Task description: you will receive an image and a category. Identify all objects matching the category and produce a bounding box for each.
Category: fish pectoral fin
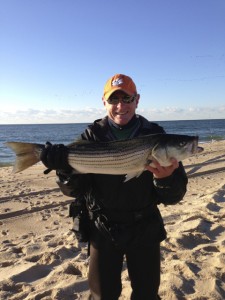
[124,171,143,182]
[147,159,153,166]
[147,153,154,165]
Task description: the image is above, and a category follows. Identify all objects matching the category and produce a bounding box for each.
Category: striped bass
[6,134,203,181]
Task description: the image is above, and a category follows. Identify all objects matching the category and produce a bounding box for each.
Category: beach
[0,141,225,300]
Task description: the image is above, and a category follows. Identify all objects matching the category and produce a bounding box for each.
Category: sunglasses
[107,95,136,105]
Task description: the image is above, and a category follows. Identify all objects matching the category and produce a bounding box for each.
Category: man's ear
[135,94,140,107]
[102,97,107,106]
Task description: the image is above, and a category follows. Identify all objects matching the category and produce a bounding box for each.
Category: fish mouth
[191,137,204,154]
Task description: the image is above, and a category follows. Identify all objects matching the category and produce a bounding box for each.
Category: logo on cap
[112,78,123,86]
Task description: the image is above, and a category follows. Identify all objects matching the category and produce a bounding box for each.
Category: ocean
[1,119,225,167]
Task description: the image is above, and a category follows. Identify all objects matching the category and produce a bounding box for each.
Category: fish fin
[67,139,95,148]
[5,142,43,173]
[124,171,143,182]
[146,159,153,166]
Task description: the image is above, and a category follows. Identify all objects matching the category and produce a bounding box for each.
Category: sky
[0,0,225,124]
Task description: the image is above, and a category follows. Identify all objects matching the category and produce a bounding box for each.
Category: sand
[0,141,225,300]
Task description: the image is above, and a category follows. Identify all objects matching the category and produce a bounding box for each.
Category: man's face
[103,91,139,126]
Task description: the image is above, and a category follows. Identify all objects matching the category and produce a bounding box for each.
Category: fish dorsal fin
[67,139,95,148]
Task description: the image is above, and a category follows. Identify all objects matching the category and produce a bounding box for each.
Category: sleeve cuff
[153,174,174,189]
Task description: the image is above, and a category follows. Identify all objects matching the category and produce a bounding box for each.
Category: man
[41,74,188,300]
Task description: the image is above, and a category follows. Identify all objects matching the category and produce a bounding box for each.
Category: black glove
[40,142,72,173]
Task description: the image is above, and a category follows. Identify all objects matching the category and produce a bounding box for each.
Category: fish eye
[179,141,187,147]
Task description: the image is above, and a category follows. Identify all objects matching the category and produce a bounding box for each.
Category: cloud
[137,105,225,121]
[0,105,224,124]
[0,108,106,124]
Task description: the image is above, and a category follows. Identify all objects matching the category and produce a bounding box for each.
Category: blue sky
[0,0,225,124]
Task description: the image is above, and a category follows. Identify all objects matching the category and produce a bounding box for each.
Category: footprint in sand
[201,245,220,252]
[176,232,210,249]
[22,243,44,256]
[1,230,8,236]
[25,254,43,263]
[42,234,55,242]
[25,252,60,264]
[0,260,14,267]
[63,263,82,276]
[11,246,24,255]
[12,264,53,283]
[206,202,222,212]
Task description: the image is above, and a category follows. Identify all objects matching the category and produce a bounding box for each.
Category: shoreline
[1,140,225,299]
[0,162,13,168]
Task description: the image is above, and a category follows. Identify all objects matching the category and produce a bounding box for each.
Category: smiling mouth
[116,112,127,115]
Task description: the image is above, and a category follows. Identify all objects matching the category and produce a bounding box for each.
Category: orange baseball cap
[103,74,137,100]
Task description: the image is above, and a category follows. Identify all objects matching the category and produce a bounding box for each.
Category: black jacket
[57,115,188,243]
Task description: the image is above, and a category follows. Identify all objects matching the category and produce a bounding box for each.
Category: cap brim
[104,87,133,100]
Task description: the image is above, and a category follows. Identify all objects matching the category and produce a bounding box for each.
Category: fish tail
[5,142,44,173]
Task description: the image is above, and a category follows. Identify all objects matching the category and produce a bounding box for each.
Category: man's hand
[40,142,72,172]
[146,158,179,179]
